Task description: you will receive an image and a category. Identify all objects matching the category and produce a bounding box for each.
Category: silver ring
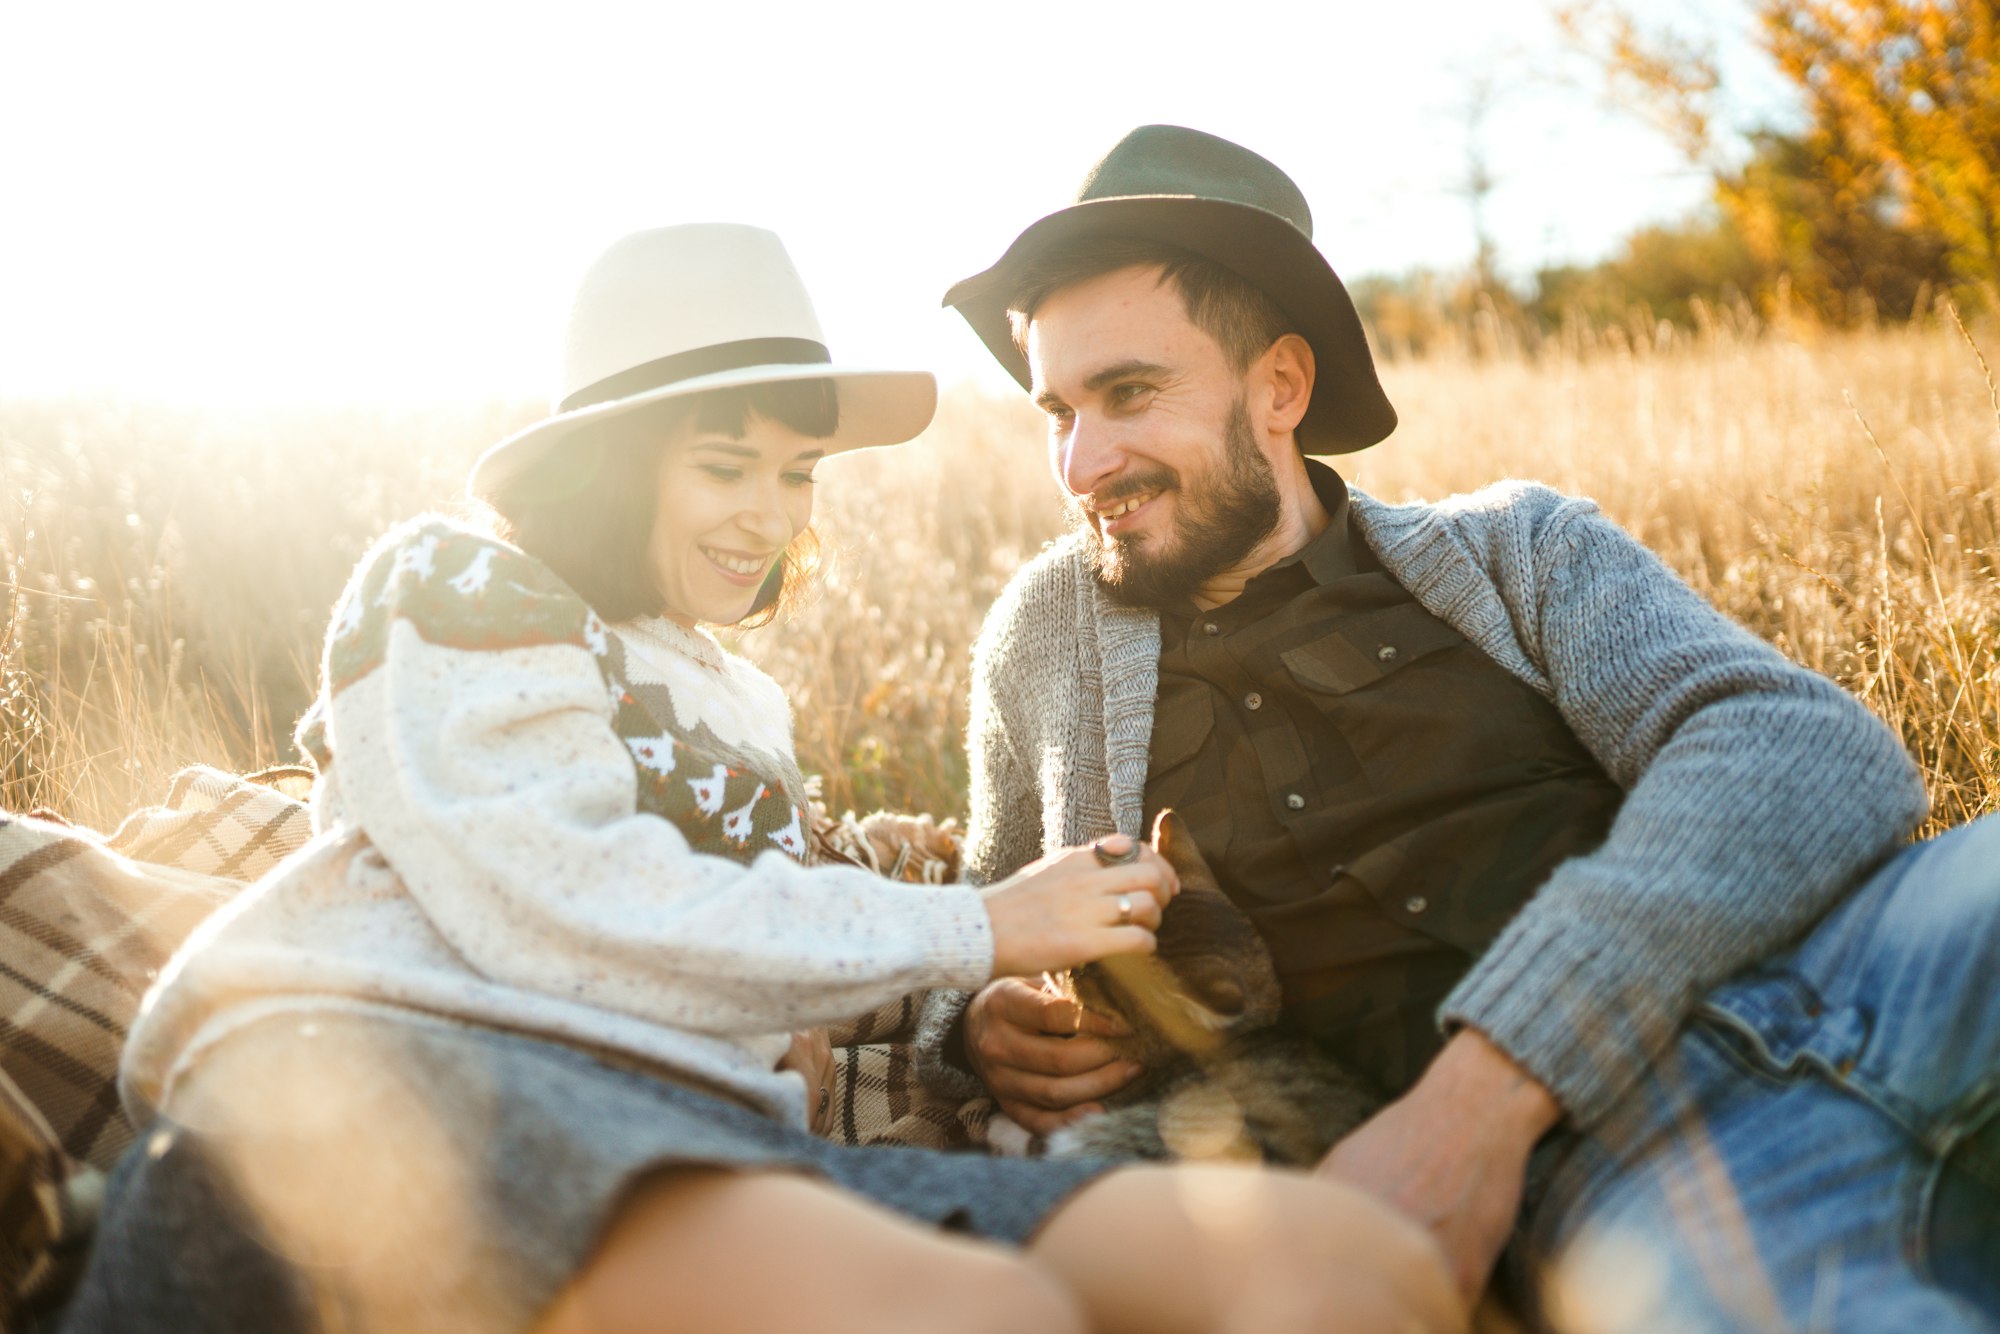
[1092,838,1141,867]
[1116,894,1133,925]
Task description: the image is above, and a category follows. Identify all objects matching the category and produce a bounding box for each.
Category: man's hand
[1318,1029,1562,1301]
[964,976,1141,1135]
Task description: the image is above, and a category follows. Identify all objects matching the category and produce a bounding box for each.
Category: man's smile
[1093,489,1164,535]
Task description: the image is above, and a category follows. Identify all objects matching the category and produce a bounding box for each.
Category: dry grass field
[3,317,1996,836]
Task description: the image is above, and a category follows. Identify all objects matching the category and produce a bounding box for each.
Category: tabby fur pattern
[1046,810,1383,1166]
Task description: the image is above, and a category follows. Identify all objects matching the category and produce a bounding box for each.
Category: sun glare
[1,0,1717,406]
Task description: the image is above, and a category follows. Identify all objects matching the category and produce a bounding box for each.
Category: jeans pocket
[1696,966,1877,1090]
[1688,1017,1797,1089]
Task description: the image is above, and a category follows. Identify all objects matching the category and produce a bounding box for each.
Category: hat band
[560,336,833,413]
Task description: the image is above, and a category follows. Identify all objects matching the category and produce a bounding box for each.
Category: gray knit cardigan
[917,480,1928,1128]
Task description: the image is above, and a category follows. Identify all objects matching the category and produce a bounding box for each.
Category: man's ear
[1260,333,1316,436]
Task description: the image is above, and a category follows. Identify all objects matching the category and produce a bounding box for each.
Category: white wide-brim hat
[468,223,937,499]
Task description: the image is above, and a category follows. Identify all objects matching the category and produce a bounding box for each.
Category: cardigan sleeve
[318,521,995,1039]
[1439,495,1927,1126]
[960,572,1052,887]
[913,555,1058,1099]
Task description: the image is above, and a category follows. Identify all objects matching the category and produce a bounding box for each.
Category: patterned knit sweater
[918,481,1928,1128]
[121,518,995,1127]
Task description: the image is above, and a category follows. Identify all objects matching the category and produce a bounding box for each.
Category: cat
[1043,809,1384,1166]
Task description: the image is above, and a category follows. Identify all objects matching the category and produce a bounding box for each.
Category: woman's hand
[981,833,1179,979]
[778,1028,836,1136]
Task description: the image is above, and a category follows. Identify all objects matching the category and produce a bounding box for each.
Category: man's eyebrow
[1083,360,1170,393]
[1034,360,1171,413]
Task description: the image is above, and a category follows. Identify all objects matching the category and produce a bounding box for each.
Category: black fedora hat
[944,124,1395,453]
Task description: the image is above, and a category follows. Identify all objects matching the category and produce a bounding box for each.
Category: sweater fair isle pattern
[121,518,995,1127]
[307,522,810,862]
[921,481,1928,1128]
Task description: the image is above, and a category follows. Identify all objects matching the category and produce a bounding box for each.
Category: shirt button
[1203,622,1220,636]
[1405,895,1429,915]
[1329,864,1347,880]
[1377,644,1399,662]
[1285,792,1306,810]
[1243,692,1263,711]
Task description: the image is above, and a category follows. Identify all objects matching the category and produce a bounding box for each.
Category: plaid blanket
[0,770,296,1320]
[814,810,996,1151]
[826,993,995,1150]
[105,763,314,879]
[0,768,994,1321]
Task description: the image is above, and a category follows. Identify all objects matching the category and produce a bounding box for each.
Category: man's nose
[1057,414,1122,498]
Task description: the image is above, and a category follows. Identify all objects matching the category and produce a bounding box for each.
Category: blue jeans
[1515,816,2000,1332]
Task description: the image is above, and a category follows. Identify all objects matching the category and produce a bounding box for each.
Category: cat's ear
[1192,970,1247,1019]
[1151,808,1220,891]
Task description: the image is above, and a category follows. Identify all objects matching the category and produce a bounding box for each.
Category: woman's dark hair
[482,378,836,626]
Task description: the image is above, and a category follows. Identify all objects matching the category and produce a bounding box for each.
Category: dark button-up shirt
[1144,462,1625,1093]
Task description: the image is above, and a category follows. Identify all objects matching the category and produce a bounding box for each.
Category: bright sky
[0,0,1770,406]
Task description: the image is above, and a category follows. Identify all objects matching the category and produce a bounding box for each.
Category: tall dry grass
[3,318,1996,834]
[1351,315,2000,831]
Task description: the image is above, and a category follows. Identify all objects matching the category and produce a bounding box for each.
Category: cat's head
[1072,810,1285,1069]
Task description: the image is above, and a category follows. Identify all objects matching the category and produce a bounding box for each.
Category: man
[915,125,2000,1330]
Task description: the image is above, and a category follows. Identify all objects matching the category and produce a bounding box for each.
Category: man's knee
[1824,816,2000,975]
[1909,815,2000,913]
[1873,819,2000,985]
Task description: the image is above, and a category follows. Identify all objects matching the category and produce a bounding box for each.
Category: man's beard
[1078,396,1282,609]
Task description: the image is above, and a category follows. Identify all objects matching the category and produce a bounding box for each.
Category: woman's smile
[700,545,777,582]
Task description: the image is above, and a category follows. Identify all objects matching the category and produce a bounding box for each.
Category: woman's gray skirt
[50,1010,1113,1333]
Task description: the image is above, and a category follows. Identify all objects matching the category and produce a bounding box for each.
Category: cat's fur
[1045,810,1383,1166]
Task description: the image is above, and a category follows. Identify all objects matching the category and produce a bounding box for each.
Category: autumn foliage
[1556,0,1999,325]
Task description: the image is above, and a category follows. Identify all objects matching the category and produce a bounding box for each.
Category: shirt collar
[1158,459,1357,623]
[1269,459,1356,586]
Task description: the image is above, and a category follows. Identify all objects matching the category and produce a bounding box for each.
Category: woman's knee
[885,1247,1085,1334]
[550,1168,1085,1334]
[1235,1178,1461,1333]
[1031,1165,1464,1334]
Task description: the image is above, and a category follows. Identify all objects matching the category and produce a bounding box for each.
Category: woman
[60,225,1462,1334]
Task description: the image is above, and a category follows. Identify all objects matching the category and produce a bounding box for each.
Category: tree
[1762,0,2000,293]
[1557,0,1997,319]
[1721,128,1953,318]
[1531,212,1765,327]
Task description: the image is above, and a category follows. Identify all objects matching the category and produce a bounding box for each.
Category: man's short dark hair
[482,378,835,626]
[1004,237,1294,372]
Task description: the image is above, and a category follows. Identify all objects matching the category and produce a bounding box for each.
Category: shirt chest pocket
[1277,603,1467,696]
[1277,603,1523,792]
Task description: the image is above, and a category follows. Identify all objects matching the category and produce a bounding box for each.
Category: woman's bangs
[691,378,840,440]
